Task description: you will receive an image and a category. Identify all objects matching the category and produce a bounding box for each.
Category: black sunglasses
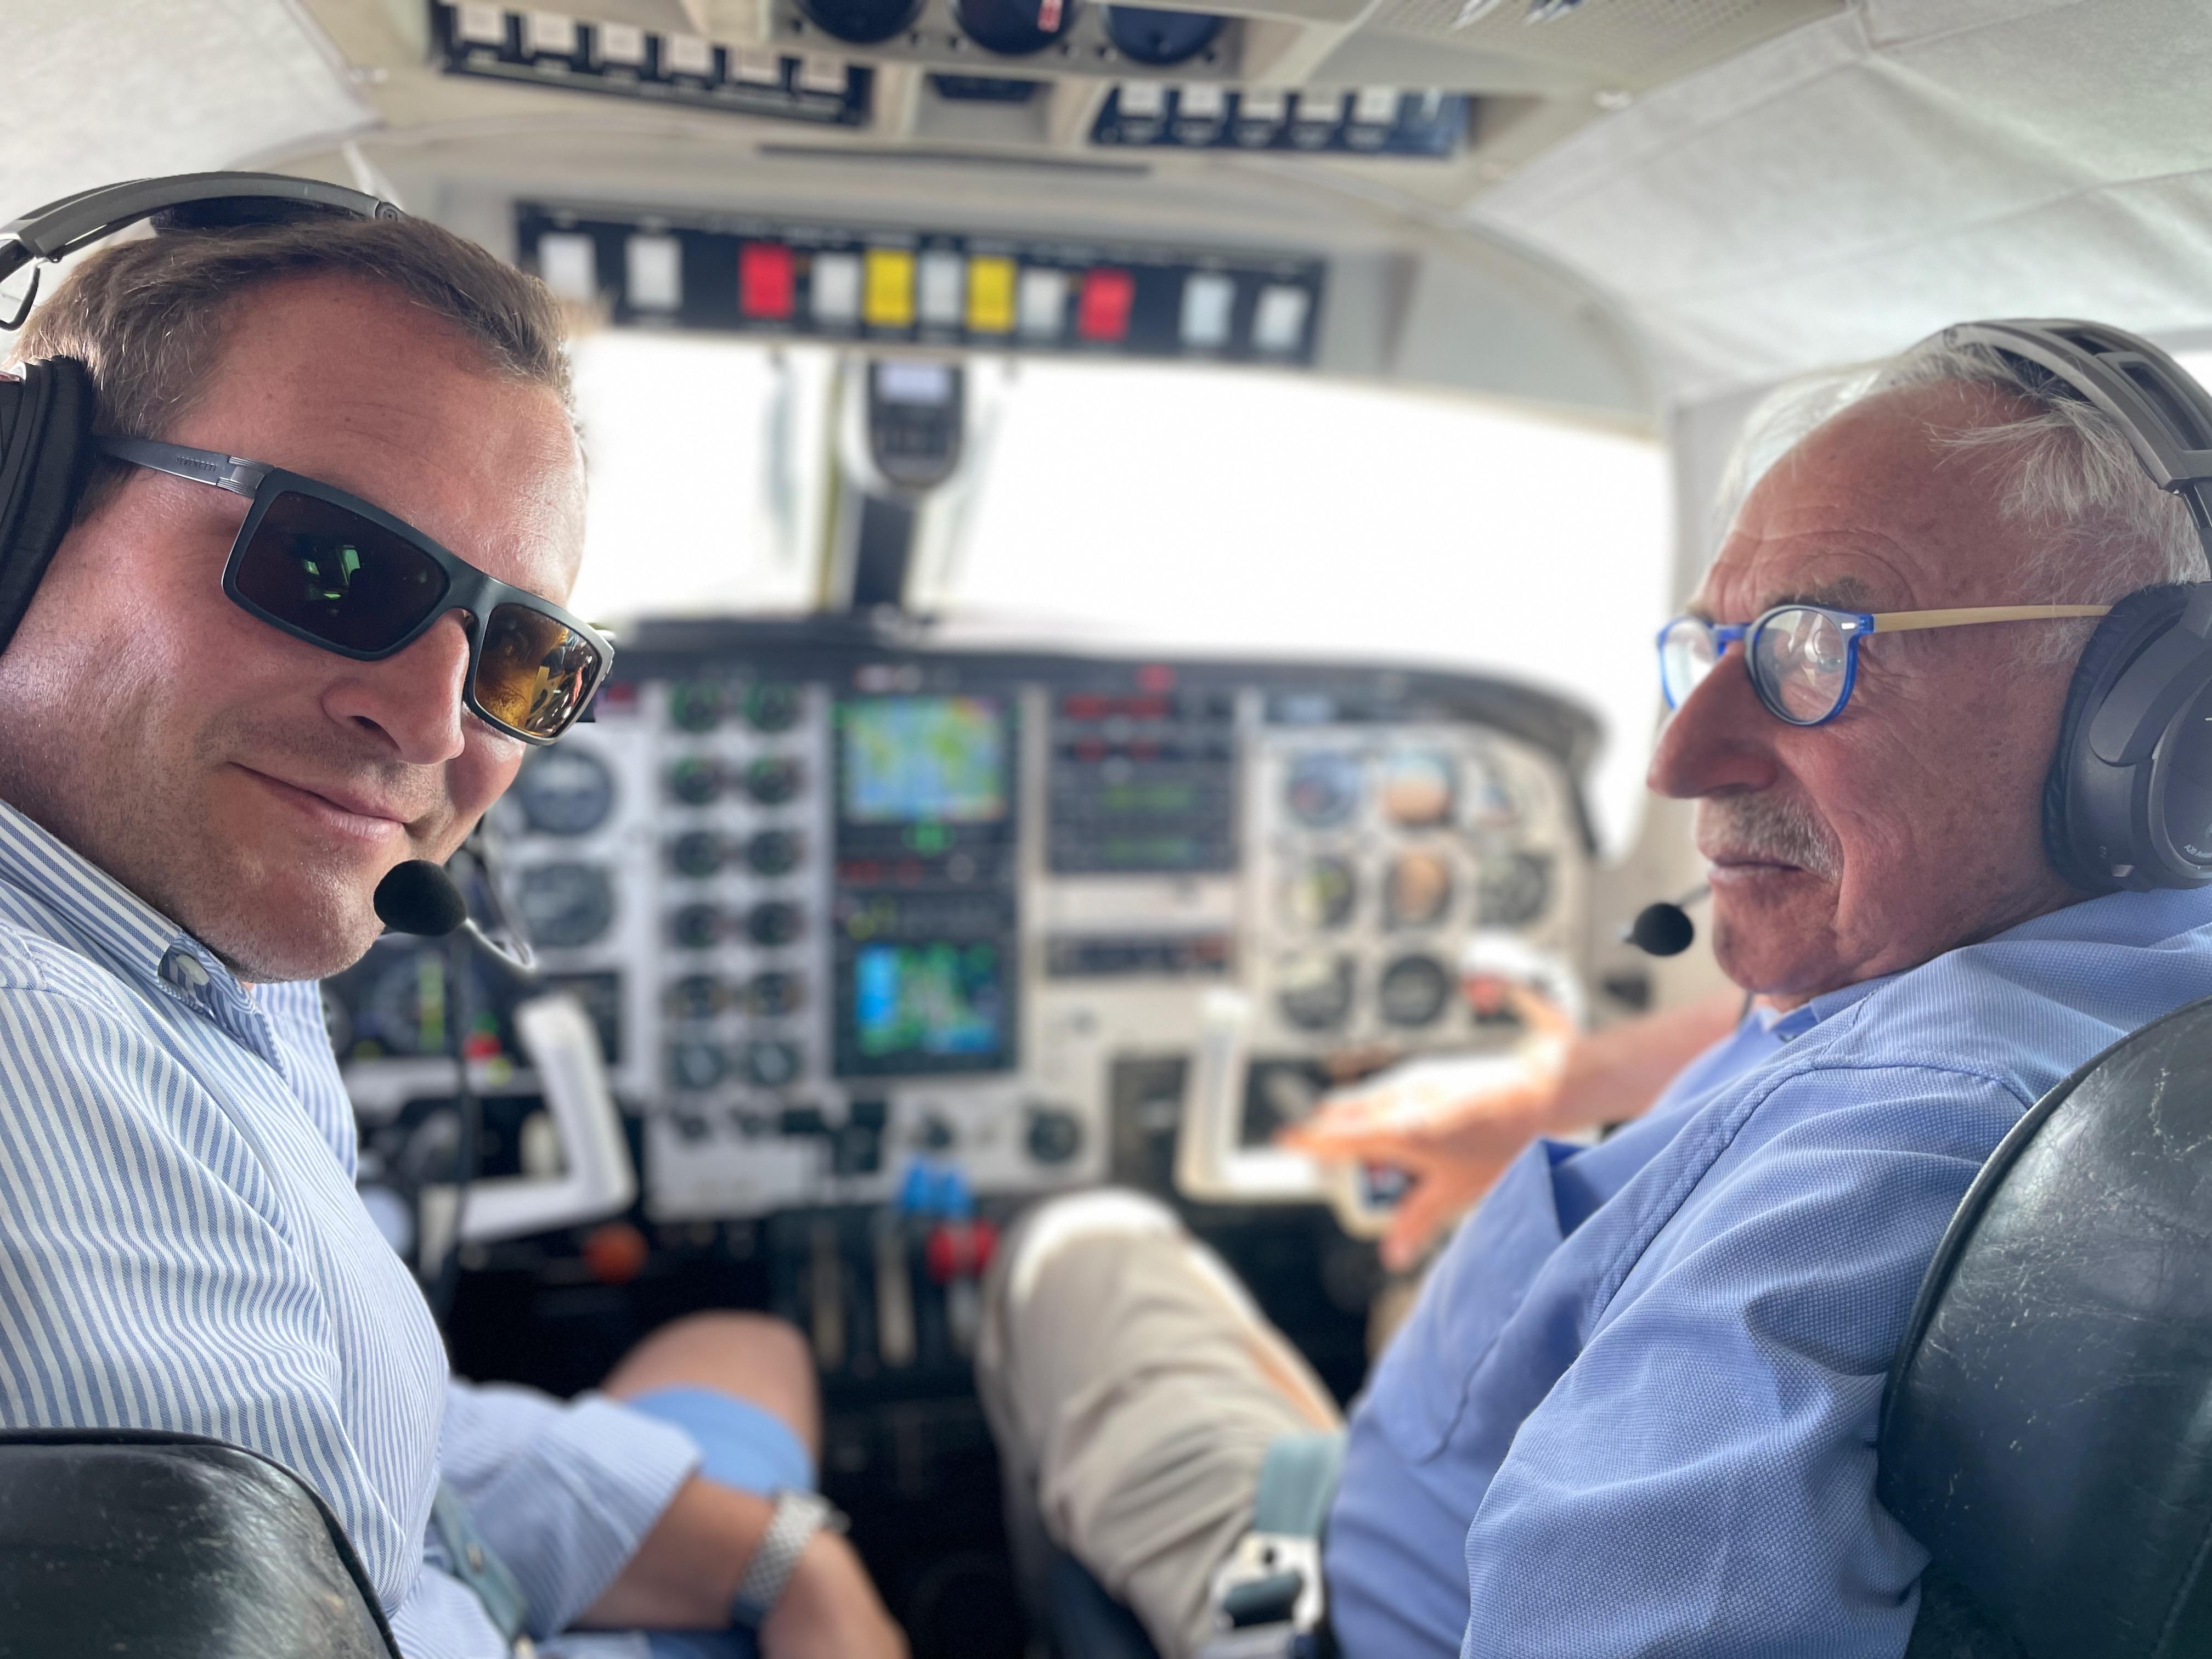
[95,436,613,745]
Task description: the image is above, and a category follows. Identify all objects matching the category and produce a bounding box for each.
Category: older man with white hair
[978,324,2212,1659]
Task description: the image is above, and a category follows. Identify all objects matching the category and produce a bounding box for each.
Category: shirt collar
[0,797,255,1025]
[1748,973,1894,1041]
[1736,885,2212,1042]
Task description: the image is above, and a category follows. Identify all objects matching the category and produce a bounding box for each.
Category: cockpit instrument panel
[334,620,1597,1226]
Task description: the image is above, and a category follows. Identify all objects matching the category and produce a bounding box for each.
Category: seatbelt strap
[430,1479,534,1655]
[1196,1431,1345,1659]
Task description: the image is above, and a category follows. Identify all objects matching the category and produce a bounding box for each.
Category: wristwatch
[730,1488,850,1628]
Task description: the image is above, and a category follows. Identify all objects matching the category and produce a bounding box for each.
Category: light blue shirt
[1327,886,2212,1657]
[0,801,699,1656]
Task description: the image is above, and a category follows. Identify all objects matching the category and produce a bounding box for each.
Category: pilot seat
[0,1428,398,1659]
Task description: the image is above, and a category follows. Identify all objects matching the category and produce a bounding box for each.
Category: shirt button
[466,1543,486,1573]
[159,948,211,997]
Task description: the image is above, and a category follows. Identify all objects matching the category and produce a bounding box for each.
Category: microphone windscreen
[1628,900,1696,958]
[374,860,467,938]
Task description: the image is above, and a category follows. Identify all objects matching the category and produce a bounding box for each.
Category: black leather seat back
[1881,994,2212,1659]
[0,1429,399,1659]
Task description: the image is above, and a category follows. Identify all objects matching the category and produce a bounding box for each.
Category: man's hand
[1282,1002,1567,1272]
[1282,989,1746,1271]
[760,1531,909,1659]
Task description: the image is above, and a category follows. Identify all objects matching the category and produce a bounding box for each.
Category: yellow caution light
[864,247,916,328]
[967,256,1017,334]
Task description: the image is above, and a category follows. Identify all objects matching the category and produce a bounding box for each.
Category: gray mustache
[1696,794,1841,878]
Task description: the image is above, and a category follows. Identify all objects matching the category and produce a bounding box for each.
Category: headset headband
[1,172,399,330]
[1939,319,2212,555]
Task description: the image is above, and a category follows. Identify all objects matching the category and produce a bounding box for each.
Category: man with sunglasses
[0,213,901,1656]
[980,342,2212,1659]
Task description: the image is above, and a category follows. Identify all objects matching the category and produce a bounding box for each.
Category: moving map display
[841,696,1007,824]
[853,940,1006,1064]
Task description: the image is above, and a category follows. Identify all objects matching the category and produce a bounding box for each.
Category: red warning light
[1076,268,1136,342]
[740,242,796,320]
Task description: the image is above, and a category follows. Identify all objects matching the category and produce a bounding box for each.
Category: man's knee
[992,1189,1182,1322]
[604,1311,820,1456]
[981,1188,1183,1383]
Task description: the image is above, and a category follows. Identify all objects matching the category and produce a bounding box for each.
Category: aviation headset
[0,170,400,670]
[4,178,2212,892]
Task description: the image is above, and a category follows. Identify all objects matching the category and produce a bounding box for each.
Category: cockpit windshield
[570,336,1668,847]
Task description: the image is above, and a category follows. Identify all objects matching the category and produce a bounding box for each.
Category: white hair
[1718,335,2212,664]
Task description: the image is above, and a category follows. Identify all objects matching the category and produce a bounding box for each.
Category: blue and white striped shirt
[0,799,698,1656]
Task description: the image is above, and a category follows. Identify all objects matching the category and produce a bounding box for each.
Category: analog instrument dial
[1103,4,1223,64]
[1378,953,1451,1028]
[746,755,803,806]
[1384,849,1453,929]
[515,747,617,837]
[1477,850,1553,927]
[669,830,724,879]
[951,0,1080,54]
[667,756,723,807]
[515,862,616,950]
[1276,951,1355,1031]
[1378,750,1455,828]
[1282,856,1357,930]
[1285,752,1361,829]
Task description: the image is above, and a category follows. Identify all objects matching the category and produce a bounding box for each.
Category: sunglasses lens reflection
[234,491,449,652]
[476,602,604,740]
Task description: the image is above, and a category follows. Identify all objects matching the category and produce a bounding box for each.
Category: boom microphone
[1625,885,1711,958]
[374,859,467,937]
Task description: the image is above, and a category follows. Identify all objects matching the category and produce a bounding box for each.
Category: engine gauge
[1378,953,1451,1028]
[1284,752,1361,829]
[665,973,728,1020]
[669,830,724,879]
[951,0,1079,55]
[1282,856,1357,930]
[746,755,803,806]
[795,0,924,42]
[1384,849,1454,928]
[668,681,724,733]
[515,862,616,949]
[671,903,724,951]
[747,970,805,1018]
[1276,951,1355,1031]
[747,900,804,947]
[1103,3,1223,64]
[1379,751,1455,828]
[742,1039,804,1088]
[667,1040,727,1092]
[746,829,802,877]
[1477,850,1553,927]
[746,681,804,733]
[515,747,617,837]
[667,756,723,807]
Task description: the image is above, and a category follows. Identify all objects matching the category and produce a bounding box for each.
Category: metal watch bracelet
[730,1489,849,1629]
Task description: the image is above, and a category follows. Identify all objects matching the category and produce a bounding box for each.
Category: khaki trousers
[975,1191,1342,1659]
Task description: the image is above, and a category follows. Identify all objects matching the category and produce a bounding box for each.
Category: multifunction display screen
[840,695,1007,825]
[852,939,1007,1063]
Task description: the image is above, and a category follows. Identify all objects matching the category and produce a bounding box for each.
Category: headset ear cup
[2044,583,2196,891]
[0,356,95,656]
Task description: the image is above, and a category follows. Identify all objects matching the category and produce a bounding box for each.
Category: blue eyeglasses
[1658,602,2113,727]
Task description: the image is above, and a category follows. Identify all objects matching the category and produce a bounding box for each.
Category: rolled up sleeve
[439,1380,702,1638]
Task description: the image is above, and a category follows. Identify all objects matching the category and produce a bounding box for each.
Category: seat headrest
[1880,995,2212,1659]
